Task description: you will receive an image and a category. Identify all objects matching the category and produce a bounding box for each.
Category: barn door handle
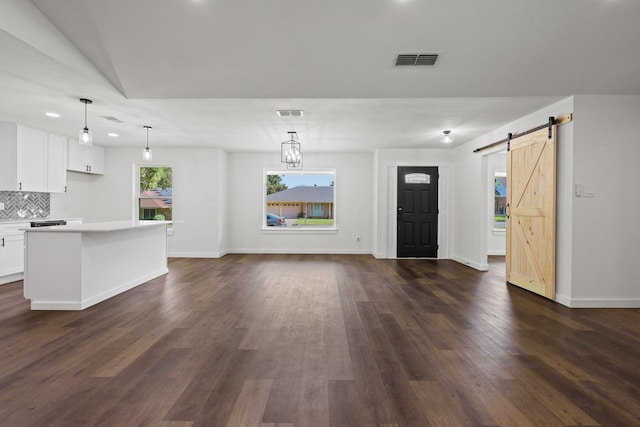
[506,203,510,219]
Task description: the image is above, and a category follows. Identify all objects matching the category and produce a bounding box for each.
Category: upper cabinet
[0,123,48,192]
[67,142,105,175]
[47,133,68,193]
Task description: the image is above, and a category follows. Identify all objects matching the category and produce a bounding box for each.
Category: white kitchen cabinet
[67,142,105,175]
[47,133,68,193]
[0,123,48,192]
[0,222,29,285]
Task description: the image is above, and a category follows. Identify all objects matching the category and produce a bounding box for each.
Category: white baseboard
[226,248,372,255]
[168,251,228,258]
[487,250,506,256]
[555,296,640,308]
[450,255,489,271]
[0,272,23,285]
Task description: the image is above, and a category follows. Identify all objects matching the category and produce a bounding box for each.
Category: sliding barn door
[506,126,556,299]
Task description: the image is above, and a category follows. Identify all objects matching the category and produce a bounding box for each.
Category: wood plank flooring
[0,255,638,426]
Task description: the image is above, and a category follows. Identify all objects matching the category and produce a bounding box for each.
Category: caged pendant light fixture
[142,126,153,161]
[281,131,302,169]
[78,98,93,145]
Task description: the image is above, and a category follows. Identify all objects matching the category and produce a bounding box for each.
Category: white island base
[24,221,168,310]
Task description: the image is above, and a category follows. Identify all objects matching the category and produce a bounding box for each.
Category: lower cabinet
[0,222,28,285]
[0,219,83,285]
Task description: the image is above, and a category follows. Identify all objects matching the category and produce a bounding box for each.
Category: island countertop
[23,220,170,233]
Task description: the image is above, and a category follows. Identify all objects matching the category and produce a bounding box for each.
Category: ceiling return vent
[102,115,125,123]
[276,110,304,117]
[394,53,439,66]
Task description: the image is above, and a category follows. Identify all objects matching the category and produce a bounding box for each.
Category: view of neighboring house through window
[139,166,172,223]
[265,170,335,229]
[494,171,507,229]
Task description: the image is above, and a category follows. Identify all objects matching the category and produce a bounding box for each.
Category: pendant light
[79,98,93,145]
[142,126,153,161]
[441,130,454,144]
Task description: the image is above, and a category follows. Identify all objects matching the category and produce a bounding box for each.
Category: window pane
[405,173,430,184]
[139,199,172,221]
[265,172,335,228]
[494,175,507,229]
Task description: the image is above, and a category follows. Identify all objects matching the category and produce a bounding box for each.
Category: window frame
[263,168,337,234]
[134,163,174,234]
[493,170,507,232]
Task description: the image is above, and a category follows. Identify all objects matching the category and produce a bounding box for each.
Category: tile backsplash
[0,191,50,221]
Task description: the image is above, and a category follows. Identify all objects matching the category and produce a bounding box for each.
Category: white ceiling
[1,0,639,152]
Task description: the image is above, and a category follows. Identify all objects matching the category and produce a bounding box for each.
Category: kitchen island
[23,221,169,310]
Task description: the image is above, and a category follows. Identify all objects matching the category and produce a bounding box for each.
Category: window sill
[139,220,174,235]
[261,227,338,235]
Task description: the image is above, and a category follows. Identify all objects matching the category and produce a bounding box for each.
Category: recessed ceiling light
[108,133,119,137]
[45,112,60,118]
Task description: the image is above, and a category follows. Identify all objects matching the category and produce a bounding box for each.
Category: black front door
[397,166,438,258]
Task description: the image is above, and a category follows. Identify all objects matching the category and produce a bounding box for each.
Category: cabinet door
[67,141,88,172]
[16,125,47,191]
[88,145,105,175]
[47,133,68,193]
[0,233,25,277]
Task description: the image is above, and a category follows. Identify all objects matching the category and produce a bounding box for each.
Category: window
[264,170,335,229]
[138,166,173,223]
[494,171,506,229]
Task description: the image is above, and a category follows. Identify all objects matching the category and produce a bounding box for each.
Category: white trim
[261,227,338,235]
[555,296,640,308]
[168,251,228,258]
[227,248,371,255]
[450,255,489,271]
[263,168,337,229]
[386,164,450,259]
[133,163,173,222]
[0,272,23,285]
[487,250,506,256]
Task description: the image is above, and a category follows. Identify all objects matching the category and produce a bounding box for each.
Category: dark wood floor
[0,255,638,427]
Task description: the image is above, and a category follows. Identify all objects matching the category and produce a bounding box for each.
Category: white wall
[487,152,506,255]
[227,151,373,254]
[372,148,452,259]
[51,146,228,257]
[569,95,640,307]
[451,97,574,291]
[49,94,640,308]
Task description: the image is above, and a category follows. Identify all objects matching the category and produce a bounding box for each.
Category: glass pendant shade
[79,127,93,145]
[142,147,153,161]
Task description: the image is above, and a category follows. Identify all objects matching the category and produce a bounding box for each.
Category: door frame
[385,164,450,259]
[396,166,440,258]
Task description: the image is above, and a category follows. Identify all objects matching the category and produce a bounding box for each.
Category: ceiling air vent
[102,115,125,123]
[276,110,304,117]
[395,53,438,67]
